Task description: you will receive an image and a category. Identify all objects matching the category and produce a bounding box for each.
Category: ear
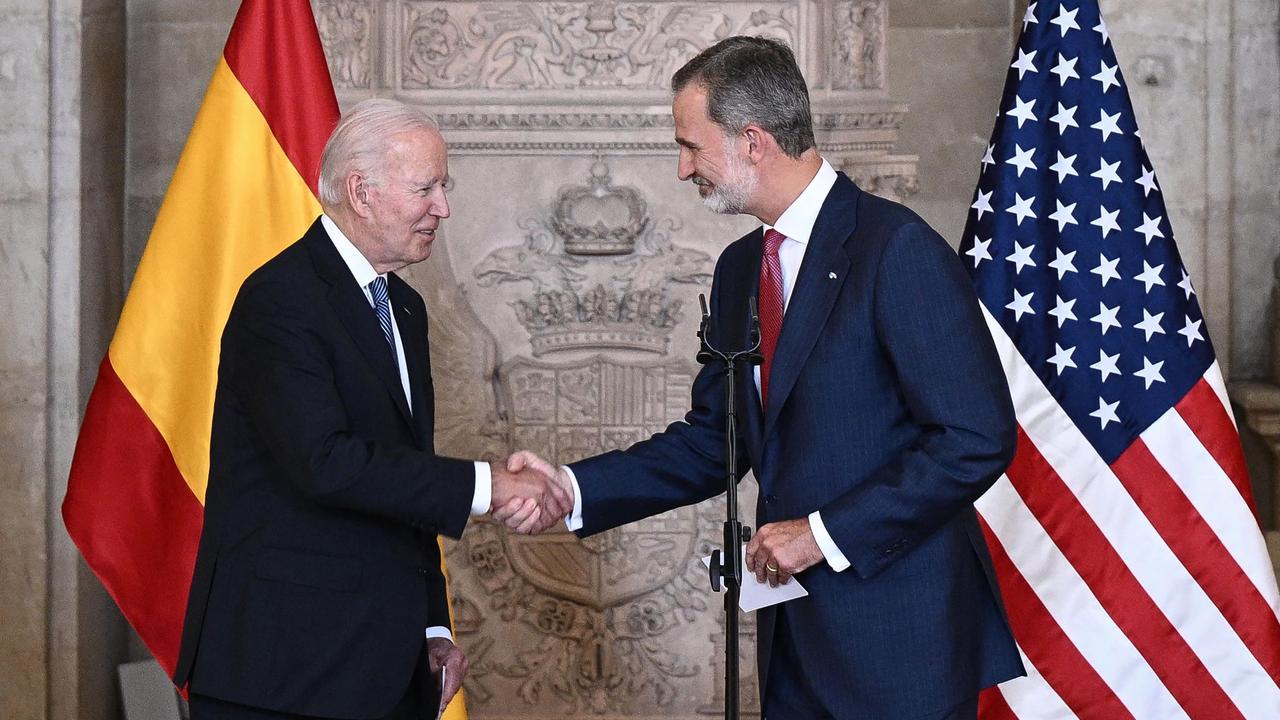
[346,172,372,217]
[740,124,772,164]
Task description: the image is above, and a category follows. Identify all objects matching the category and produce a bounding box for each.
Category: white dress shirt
[321,215,492,642]
[564,160,852,572]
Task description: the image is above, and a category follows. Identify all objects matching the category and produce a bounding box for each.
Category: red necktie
[758,229,786,408]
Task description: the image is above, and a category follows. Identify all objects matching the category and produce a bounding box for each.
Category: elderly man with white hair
[173,99,569,720]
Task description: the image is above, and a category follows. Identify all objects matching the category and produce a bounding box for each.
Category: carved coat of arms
[443,161,764,716]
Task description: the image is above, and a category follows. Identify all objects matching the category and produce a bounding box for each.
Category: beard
[697,145,757,215]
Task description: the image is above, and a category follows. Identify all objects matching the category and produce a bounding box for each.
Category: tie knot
[369,275,389,303]
[763,229,786,256]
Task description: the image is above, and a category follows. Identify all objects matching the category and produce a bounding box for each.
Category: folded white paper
[702,547,809,612]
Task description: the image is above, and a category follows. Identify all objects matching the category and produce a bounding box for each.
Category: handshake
[487,451,573,534]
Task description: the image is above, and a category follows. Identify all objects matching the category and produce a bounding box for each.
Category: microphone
[695,293,715,364]
[745,296,764,365]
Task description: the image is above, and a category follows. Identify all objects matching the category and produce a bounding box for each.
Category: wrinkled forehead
[381,129,448,175]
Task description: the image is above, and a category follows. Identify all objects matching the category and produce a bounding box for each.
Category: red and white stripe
[976,307,1280,719]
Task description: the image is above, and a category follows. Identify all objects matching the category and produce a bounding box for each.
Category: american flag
[959,2,1280,717]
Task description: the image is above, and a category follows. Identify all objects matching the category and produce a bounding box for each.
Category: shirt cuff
[424,626,454,643]
[808,510,851,572]
[471,461,492,515]
[563,466,584,532]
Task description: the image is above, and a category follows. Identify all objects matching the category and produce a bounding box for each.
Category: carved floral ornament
[400,1,797,90]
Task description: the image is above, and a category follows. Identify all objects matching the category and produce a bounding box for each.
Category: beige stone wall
[1,0,1277,717]
[0,0,130,717]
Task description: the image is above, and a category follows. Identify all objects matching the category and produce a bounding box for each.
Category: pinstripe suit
[570,174,1024,718]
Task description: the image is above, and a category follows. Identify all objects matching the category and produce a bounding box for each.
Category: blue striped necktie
[368,276,395,354]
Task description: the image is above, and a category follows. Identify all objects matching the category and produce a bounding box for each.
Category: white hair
[317,99,439,208]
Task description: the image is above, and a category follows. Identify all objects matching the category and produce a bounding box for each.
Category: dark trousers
[189,646,431,720]
[762,607,977,720]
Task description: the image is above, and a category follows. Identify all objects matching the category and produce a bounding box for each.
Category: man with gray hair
[509,36,1024,718]
[174,98,569,719]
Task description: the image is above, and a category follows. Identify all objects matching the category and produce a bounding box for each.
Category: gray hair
[671,36,815,159]
[317,99,439,207]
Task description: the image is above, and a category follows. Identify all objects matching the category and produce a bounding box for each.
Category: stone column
[0,1,129,718]
[1234,259,1280,530]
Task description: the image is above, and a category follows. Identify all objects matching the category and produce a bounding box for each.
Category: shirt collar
[764,158,838,245]
[321,214,382,289]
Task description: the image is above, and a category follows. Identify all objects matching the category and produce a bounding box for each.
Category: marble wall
[0,0,130,718]
[1,0,1277,717]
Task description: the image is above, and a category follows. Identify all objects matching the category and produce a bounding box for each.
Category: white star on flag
[1051,54,1081,86]
[1051,5,1081,36]
[1092,206,1121,238]
[1049,200,1079,231]
[1023,1,1039,29]
[981,143,996,171]
[1090,396,1121,429]
[1012,48,1039,79]
[1007,144,1038,177]
[1008,96,1038,128]
[1092,253,1121,286]
[1094,17,1110,44]
[1136,213,1165,245]
[1092,158,1122,190]
[1134,357,1166,389]
[1179,269,1196,299]
[1007,193,1037,226]
[1093,60,1121,92]
[1007,290,1036,321]
[1050,151,1079,182]
[1047,343,1076,375]
[1092,109,1123,142]
[972,189,994,219]
[1091,349,1122,382]
[1134,309,1166,341]
[966,237,993,268]
[1007,242,1037,274]
[1134,261,1165,293]
[1048,248,1078,279]
[1091,301,1122,335]
[1050,103,1079,133]
[1179,317,1204,346]
[1049,295,1078,327]
[1137,166,1159,195]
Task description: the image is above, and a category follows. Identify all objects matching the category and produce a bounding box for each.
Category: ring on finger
[765,562,779,573]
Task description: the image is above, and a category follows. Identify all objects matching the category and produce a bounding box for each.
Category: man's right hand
[488,459,570,534]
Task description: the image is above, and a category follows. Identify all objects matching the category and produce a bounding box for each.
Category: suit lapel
[304,221,415,430]
[763,175,859,437]
[389,275,434,447]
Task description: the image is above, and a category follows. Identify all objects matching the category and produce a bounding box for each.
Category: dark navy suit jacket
[173,219,475,718]
[570,174,1024,717]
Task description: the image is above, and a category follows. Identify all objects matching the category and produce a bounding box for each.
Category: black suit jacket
[174,218,475,718]
[571,175,1023,717]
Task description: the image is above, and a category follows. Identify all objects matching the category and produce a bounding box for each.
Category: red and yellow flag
[63,3,466,716]
[63,0,336,671]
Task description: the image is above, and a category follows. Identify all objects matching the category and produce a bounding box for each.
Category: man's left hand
[426,637,469,713]
[745,518,824,587]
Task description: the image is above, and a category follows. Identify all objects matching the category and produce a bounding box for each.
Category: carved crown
[550,161,649,256]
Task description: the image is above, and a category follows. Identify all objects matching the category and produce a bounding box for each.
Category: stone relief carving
[474,160,713,356]
[401,2,797,90]
[340,3,912,715]
[831,0,885,90]
[316,0,375,89]
[433,157,767,716]
[842,159,921,204]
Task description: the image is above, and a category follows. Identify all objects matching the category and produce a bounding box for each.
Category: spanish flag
[62,3,464,717]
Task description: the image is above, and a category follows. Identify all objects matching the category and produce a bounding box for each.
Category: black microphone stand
[697,293,763,720]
